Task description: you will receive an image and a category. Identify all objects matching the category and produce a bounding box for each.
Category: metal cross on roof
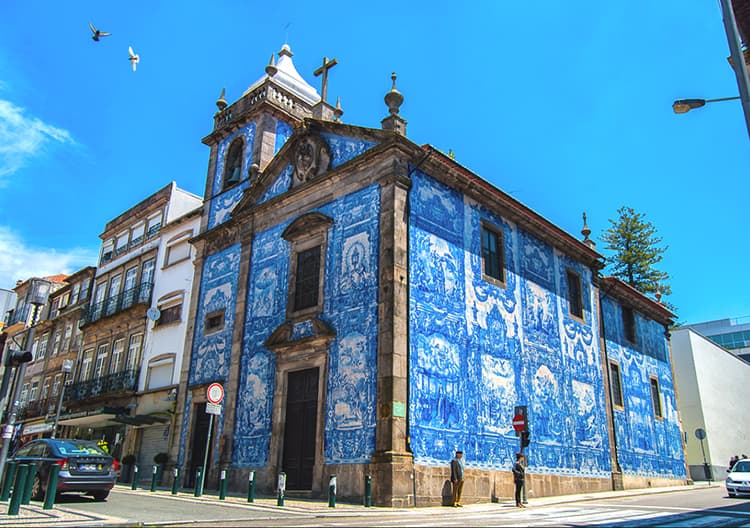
[314,56,338,104]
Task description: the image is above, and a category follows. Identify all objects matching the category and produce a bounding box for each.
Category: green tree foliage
[601,206,672,300]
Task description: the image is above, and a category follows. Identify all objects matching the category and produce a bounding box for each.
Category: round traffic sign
[207,382,224,404]
[695,428,706,440]
[512,413,526,432]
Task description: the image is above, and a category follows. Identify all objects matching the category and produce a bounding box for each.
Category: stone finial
[382,72,407,135]
[265,53,278,77]
[384,72,404,115]
[655,284,662,304]
[334,97,344,122]
[216,87,228,111]
[581,212,595,249]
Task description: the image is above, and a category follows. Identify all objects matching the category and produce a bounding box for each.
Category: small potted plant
[121,453,136,483]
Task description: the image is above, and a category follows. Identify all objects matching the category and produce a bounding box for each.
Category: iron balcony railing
[17,397,55,420]
[64,369,139,401]
[83,282,153,324]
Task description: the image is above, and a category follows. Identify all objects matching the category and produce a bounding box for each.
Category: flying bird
[128,46,140,71]
[89,22,111,41]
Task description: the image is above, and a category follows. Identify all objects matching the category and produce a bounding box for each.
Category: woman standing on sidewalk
[513,452,526,508]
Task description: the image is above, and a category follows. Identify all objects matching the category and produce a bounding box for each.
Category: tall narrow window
[566,269,584,319]
[609,361,624,408]
[294,246,321,311]
[127,334,143,371]
[223,138,244,189]
[110,338,125,373]
[139,259,155,303]
[481,224,505,283]
[79,349,94,381]
[650,376,663,418]
[94,344,109,378]
[622,306,637,344]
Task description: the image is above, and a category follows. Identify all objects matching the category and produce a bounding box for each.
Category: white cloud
[0,99,75,184]
[0,226,96,289]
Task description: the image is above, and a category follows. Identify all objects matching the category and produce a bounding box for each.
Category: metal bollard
[43,464,60,510]
[219,469,227,500]
[247,470,255,502]
[1,461,17,501]
[150,465,158,492]
[131,465,139,490]
[194,467,203,497]
[328,475,337,508]
[8,464,28,515]
[364,474,372,507]
[21,463,38,504]
[171,467,180,495]
[276,472,286,506]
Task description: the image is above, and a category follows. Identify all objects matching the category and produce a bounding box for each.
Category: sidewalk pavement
[0,480,722,527]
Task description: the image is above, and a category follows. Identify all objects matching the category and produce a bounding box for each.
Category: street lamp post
[672,96,742,114]
[719,0,750,138]
[50,359,74,439]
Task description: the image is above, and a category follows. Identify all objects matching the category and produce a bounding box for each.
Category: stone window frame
[223,136,245,191]
[282,213,333,319]
[609,360,625,410]
[565,268,585,322]
[650,375,663,420]
[204,309,225,335]
[480,220,506,287]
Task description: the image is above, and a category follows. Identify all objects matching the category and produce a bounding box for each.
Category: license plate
[81,464,100,471]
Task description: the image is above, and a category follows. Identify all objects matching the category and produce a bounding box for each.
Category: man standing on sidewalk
[513,452,526,508]
[450,450,465,507]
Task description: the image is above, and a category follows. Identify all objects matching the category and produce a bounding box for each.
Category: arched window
[223,137,244,189]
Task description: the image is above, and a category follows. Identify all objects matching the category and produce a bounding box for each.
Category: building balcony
[82,283,153,325]
[18,397,55,420]
[64,369,139,401]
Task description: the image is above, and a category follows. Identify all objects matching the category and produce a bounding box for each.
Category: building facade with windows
[679,317,750,363]
[60,182,201,459]
[170,44,687,505]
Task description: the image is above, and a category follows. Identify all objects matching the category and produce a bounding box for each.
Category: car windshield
[733,461,750,473]
[53,441,109,457]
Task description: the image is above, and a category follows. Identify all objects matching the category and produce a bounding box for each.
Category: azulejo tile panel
[232,184,380,467]
[189,244,241,386]
[208,123,256,229]
[409,170,611,478]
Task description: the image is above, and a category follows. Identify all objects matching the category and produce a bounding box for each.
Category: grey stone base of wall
[187,465,689,507]
[688,464,726,483]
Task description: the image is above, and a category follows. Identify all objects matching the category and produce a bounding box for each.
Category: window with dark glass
[609,361,624,408]
[481,224,505,283]
[566,269,584,319]
[622,306,637,344]
[223,138,244,189]
[156,303,182,326]
[205,310,225,334]
[650,376,662,418]
[293,246,321,311]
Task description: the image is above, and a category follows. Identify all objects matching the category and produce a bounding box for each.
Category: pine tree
[600,206,672,300]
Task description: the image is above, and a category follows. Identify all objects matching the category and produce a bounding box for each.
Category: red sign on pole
[207,382,224,405]
[512,413,526,432]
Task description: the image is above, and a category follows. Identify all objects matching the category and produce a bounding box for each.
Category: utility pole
[719,0,750,139]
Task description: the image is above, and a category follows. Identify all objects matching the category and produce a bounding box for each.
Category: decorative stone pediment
[291,132,331,187]
[265,317,336,352]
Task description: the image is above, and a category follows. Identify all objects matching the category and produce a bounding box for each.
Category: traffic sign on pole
[207,383,224,404]
[512,413,526,433]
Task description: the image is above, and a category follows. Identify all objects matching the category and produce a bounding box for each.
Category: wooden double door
[282,367,319,490]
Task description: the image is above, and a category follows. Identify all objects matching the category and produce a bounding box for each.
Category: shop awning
[56,407,120,427]
[112,414,170,427]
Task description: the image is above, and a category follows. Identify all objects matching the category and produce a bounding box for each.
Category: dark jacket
[450,457,464,481]
[512,461,525,482]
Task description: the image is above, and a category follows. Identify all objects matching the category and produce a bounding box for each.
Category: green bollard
[171,467,180,495]
[328,475,336,508]
[364,474,372,507]
[194,467,203,497]
[131,465,139,490]
[43,464,60,510]
[276,472,286,506]
[8,464,28,515]
[150,465,158,492]
[1,461,17,501]
[219,469,227,500]
[21,464,38,504]
[247,470,255,503]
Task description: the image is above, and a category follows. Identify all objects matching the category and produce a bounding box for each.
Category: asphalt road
[49,484,750,527]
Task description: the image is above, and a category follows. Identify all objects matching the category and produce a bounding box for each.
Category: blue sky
[1,1,748,325]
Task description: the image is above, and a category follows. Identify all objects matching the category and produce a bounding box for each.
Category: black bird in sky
[89,22,111,41]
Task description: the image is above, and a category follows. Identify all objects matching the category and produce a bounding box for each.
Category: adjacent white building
[671,327,750,481]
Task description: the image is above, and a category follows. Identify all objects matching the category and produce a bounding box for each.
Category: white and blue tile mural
[231,132,381,467]
[409,169,612,478]
[188,243,241,386]
[208,123,256,230]
[601,297,686,478]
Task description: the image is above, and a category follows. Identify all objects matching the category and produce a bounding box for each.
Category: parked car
[726,458,750,498]
[9,438,118,501]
